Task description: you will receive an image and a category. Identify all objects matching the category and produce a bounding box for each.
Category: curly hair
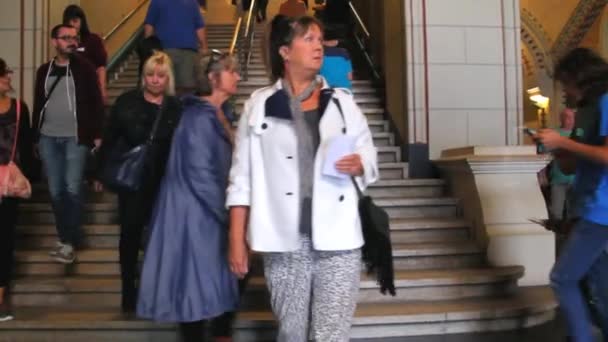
[554,48,608,105]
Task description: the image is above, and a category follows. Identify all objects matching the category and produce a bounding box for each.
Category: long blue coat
[137,95,239,323]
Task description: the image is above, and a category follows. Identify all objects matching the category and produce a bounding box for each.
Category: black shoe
[121,289,137,314]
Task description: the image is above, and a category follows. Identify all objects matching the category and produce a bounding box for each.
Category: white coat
[226,78,379,252]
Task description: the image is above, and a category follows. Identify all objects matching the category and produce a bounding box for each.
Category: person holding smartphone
[535,47,608,342]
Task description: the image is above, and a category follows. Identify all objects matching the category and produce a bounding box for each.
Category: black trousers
[0,198,19,288]
[257,0,268,20]
[117,186,158,310]
[179,276,250,340]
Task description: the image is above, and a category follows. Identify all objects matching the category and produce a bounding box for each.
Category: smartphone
[522,127,536,136]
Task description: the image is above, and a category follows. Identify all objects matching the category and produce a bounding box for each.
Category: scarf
[281,76,321,118]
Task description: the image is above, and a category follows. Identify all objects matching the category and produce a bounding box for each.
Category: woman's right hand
[229,238,249,279]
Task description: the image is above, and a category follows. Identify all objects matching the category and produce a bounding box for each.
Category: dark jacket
[32,54,104,147]
[97,89,181,192]
[78,33,108,69]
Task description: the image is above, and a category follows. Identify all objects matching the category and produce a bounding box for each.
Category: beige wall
[79,0,141,37]
[350,0,408,143]
[407,0,523,158]
[382,0,408,142]
[1,0,49,109]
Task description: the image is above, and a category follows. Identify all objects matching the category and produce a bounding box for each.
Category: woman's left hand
[335,153,364,176]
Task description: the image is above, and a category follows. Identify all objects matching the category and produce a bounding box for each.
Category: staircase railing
[348,1,381,82]
[229,17,243,55]
[104,0,151,76]
[231,0,258,81]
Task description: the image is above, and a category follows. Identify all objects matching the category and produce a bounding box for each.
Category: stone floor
[355,313,606,342]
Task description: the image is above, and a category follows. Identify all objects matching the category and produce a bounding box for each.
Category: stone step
[240,267,522,306]
[390,241,483,269]
[366,179,444,198]
[15,217,469,249]
[376,162,408,179]
[28,189,116,204]
[14,217,467,250]
[377,146,400,163]
[11,266,523,308]
[376,196,459,219]
[376,132,394,146]
[27,179,437,211]
[13,240,480,276]
[389,218,470,243]
[17,203,118,225]
[0,287,556,340]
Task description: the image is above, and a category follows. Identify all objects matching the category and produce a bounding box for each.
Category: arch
[520,8,554,78]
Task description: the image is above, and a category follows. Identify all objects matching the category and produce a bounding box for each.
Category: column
[406,0,524,159]
[436,146,553,286]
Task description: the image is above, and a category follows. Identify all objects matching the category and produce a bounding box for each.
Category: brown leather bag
[0,100,31,200]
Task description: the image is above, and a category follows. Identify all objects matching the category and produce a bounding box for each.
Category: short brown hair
[0,58,11,77]
[194,51,239,96]
[267,15,323,82]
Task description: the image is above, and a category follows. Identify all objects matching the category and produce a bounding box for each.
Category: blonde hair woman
[97,51,182,313]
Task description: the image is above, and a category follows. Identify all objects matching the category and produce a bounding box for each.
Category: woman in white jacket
[227,15,378,341]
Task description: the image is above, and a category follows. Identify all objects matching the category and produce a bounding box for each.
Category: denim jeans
[586,251,608,338]
[551,219,608,342]
[38,135,88,246]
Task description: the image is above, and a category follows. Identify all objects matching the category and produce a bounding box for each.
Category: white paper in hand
[322,135,357,179]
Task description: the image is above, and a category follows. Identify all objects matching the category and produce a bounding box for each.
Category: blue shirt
[144,0,205,50]
[570,93,608,224]
[320,47,352,89]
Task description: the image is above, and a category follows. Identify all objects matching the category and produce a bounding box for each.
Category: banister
[103,0,150,41]
[348,1,370,38]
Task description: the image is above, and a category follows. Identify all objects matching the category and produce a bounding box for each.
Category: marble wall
[405,0,524,158]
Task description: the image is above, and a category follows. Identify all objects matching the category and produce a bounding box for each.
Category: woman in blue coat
[137,51,241,342]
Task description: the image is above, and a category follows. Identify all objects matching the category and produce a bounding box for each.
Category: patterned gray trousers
[263,236,361,342]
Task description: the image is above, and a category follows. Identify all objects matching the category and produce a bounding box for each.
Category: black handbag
[332,97,396,296]
[101,101,164,192]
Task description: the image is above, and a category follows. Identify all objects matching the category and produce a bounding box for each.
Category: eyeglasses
[56,35,79,41]
[0,68,13,77]
[205,49,227,74]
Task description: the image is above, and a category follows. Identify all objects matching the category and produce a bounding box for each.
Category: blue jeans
[586,251,608,338]
[38,135,88,246]
[551,219,608,342]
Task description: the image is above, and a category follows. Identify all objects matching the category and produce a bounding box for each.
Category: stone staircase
[0,24,556,341]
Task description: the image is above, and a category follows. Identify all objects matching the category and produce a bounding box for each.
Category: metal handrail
[239,0,258,80]
[347,1,380,82]
[348,1,370,38]
[244,0,257,38]
[229,17,243,55]
[103,0,150,41]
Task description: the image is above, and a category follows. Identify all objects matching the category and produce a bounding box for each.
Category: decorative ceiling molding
[521,46,535,80]
[551,0,608,60]
[520,8,554,77]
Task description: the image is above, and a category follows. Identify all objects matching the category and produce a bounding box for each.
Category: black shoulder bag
[101,101,165,192]
[332,97,396,296]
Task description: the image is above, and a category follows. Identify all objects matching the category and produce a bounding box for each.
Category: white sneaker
[48,241,65,257]
[52,244,75,264]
